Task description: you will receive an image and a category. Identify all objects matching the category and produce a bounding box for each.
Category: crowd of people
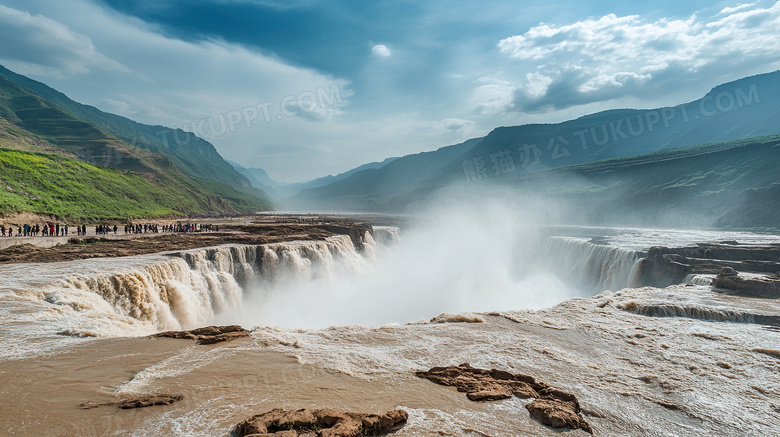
[121,223,219,234]
[1,222,218,237]
[1,223,75,237]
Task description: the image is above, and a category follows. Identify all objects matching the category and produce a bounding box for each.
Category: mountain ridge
[0,65,267,200]
[0,66,272,219]
[289,70,780,220]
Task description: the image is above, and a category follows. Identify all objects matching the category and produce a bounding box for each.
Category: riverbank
[0,214,374,264]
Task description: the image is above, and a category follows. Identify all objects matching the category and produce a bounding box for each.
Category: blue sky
[1,0,778,181]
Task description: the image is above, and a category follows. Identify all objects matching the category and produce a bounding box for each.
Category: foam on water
[2,222,780,435]
[576,226,780,251]
[2,223,778,361]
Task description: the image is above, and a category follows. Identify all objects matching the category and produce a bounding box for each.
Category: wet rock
[466,386,512,401]
[233,407,408,437]
[753,348,780,359]
[638,244,780,287]
[416,364,591,433]
[712,267,780,298]
[526,397,592,434]
[416,363,541,399]
[79,394,183,409]
[153,325,250,345]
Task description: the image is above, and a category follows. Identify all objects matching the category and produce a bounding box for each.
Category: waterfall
[683,274,714,286]
[543,236,643,291]
[24,226,663,337]
[634,303,760,324]
[362,226,401,258]
[49,257,238,334]
[372,226,401,246]
[38,235,373,337]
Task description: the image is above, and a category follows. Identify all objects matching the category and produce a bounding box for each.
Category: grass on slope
[0,74,272,215]
[0,148,215,220]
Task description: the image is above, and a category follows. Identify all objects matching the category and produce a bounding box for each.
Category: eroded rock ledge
[233,408,408,437]
[712,267,780,298]
[639,243,780,287]
[79,394,183,410]
[416,363,592,434]
[152,325,250,345]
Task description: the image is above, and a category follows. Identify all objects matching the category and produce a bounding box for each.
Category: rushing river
[1,221,779,436]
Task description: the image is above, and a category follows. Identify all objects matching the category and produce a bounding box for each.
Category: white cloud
[371,44,392,57]
[2,0,778,182]
[0,4,127,77]
[719,3,757,14]
[497,2,780,112]
[469,77,517,115]
[525,72,553,98]
[436,118,476,133]
[0,0,357,181]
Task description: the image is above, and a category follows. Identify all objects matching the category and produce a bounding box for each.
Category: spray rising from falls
[15,225,672,339]
[371,226,401,246]
[542,236,643,291]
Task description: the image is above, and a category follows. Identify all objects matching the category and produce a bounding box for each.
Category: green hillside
[0,148,220,219]
[0,67,272,219]
[0,65,259,195]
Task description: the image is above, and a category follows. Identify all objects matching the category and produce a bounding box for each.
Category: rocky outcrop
[415,363,540,400]
[79,394,183,409]
[416,363,591,433]
[152,325,250,345]
[712,267,780,298]
[638,243,780,287]
[233,408,408,437]
[526,388,591,433]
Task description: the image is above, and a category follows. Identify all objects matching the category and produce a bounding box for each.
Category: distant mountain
[0,65,269,203]
[288,156,399,192]
[289,137,482,210]
[500,135,780,229]
[243,166,279,189]
[226,160,279,198]
[290,71,780,216]
[230,156,399,199]
[0,66,272,219]
[437,70,780,184]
